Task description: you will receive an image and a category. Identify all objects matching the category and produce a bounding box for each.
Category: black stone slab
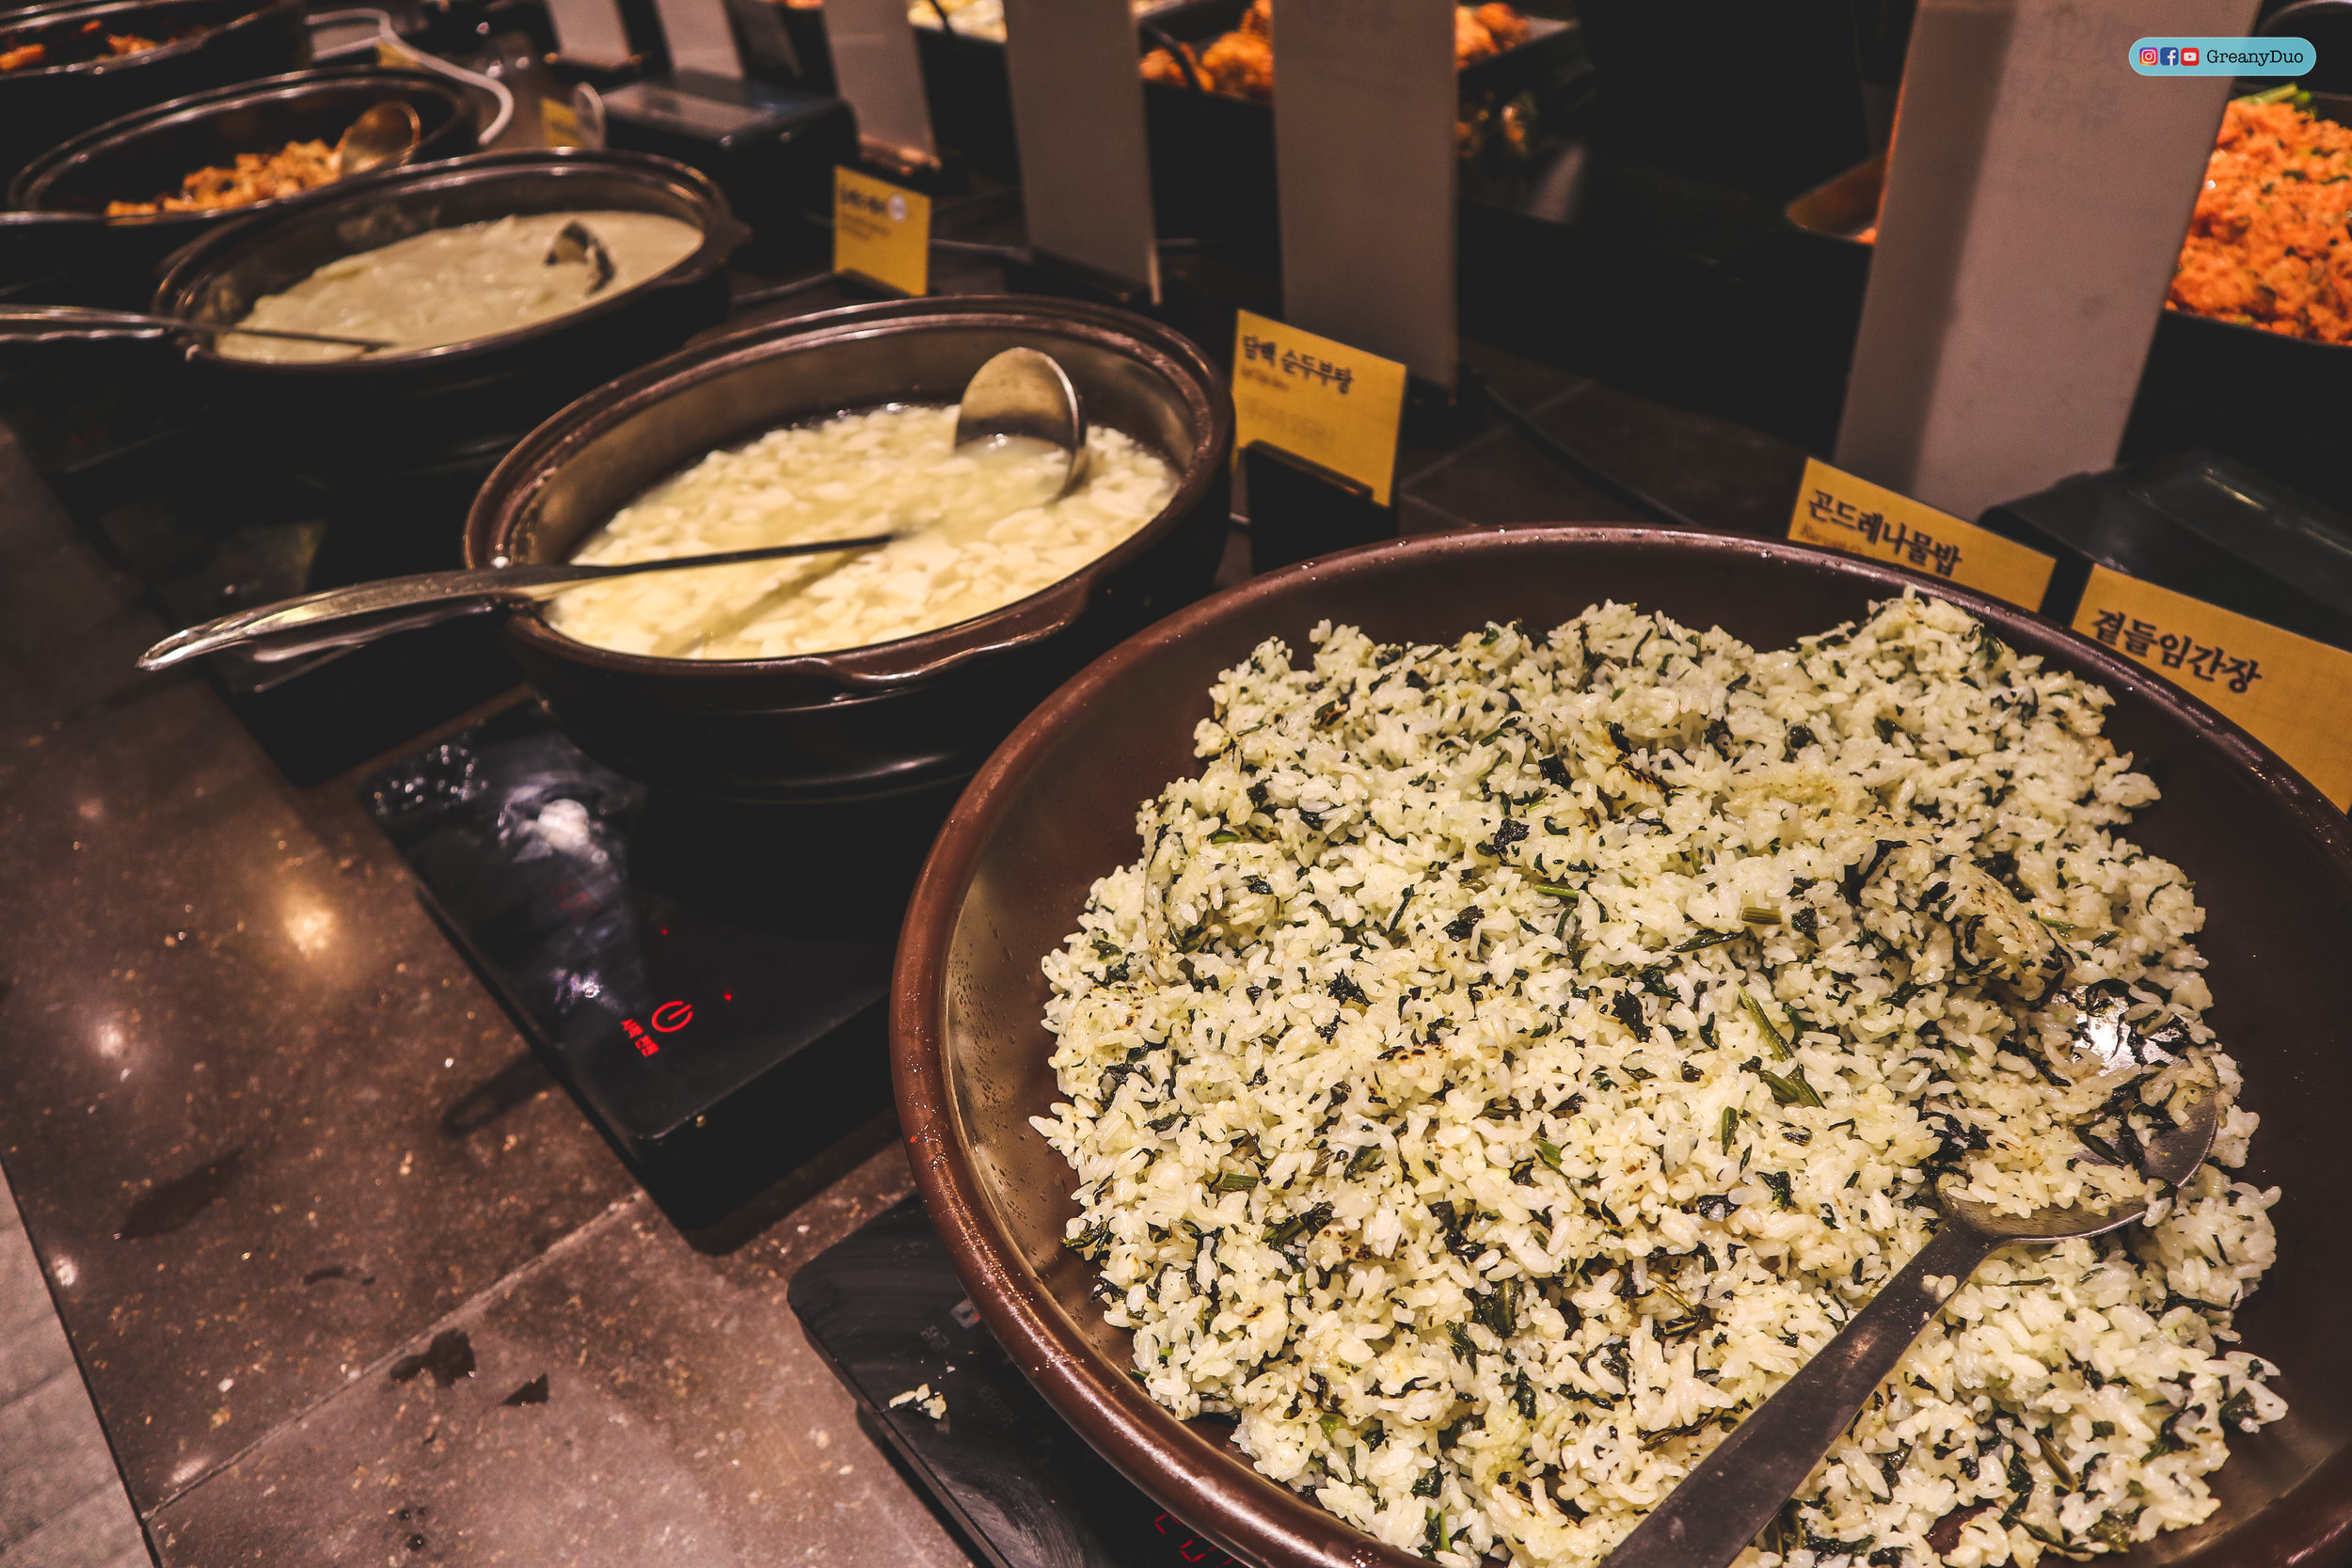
[791,1196,1250,1568]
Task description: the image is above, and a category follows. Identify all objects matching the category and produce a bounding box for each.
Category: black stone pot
[464,296,1236,803]
[0,0,310,184]
[4,66,481,306]
[148,148,749,490]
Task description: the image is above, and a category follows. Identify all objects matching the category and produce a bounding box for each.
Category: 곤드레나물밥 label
[1787,457,2057,612]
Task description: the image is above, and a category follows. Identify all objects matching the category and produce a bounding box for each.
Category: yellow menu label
[1787,457,2057,612]
[2072,564,2352,809]
[539,95,584,150]
[834,167,930,298]
[1231,310,1408,505]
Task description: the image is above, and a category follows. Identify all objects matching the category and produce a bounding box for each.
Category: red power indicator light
[649,1000,693,1032]
[723,992,733,1003]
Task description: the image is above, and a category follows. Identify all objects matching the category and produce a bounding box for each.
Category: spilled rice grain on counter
[1036,595,2281,1568]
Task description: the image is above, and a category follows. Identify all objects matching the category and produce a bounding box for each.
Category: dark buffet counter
[0,236,1810,1561]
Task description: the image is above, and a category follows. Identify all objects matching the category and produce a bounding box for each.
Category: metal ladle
[137,347,1095,670]
[0,307,393,349]
[545,219,615,295]
[333,99,421,177]
[1605,1032,2222,1568]
[136,533,902,671]
[952,345,1088,497]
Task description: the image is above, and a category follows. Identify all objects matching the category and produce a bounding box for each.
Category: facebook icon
[2160,45,2181,65]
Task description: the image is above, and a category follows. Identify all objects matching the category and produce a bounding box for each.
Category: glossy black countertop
[0,287,1805,1561]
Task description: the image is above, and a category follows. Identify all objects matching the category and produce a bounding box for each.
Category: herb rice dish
[1036,596,2280,1567]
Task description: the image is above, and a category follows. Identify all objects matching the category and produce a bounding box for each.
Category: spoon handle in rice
[1603,1221,1999,1568]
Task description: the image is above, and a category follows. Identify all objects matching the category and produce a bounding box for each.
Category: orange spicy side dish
[0,21,171,71]
[2169,94,2352,344]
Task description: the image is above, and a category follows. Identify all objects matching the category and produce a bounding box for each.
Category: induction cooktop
[360,702,944,1218]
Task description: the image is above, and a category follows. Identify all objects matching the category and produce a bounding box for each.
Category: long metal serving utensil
[1604,1021,2221,1568]
[0,306,395,350]
[136,533,900,671]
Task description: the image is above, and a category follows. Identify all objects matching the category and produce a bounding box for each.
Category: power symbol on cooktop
[650,1000,693,1032]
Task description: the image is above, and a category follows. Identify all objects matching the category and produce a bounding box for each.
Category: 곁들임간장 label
[2072,563,2352,808]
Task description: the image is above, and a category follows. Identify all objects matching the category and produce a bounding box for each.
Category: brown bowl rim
[892,524,2352,1568]
[466,294,1234,691]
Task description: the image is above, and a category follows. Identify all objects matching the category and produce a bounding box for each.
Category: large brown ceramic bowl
[893,527,2352,1568]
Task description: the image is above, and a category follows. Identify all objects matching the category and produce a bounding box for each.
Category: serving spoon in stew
[954,345,1089,496]
[545,219,615,295]
[1604,1020,2221,1568]
[137,346,1093,670]
[334,99,422,177]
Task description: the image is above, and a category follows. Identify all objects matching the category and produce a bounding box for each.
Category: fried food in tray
[909,0,1162,42]
[1836,87,2352,347]
[0,17,175,71]
[103,137,341,216]
[2169,87,2352,345]
[1141,0,1530,102]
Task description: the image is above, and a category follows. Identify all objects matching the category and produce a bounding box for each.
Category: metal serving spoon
[334,99,421,177]
[545,219,615,295]
[0,306,394,350]
[136,533,899,671]
[1605,1036,2221,1568]
[953,345,1088,497]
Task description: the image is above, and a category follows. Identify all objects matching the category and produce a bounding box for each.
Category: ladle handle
[137,533,901,672]
[138,567,586,671]
[0,307,390,350]
[0,307,177,344]
[1604,1222,1999,1568]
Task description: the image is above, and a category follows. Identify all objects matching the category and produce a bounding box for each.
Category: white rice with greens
[1036,596,2281,1568]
